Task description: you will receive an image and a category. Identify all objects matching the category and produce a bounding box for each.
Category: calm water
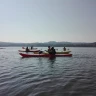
[0,47,96,96]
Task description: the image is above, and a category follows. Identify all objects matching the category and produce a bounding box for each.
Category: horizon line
[0,41,96,43]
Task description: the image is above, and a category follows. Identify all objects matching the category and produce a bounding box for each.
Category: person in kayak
[51,47,56,55]
[48,46,52,54]
[48,46,56,55]
[63,47,66,51]
[31,46,33,50]
[26,47,29,52]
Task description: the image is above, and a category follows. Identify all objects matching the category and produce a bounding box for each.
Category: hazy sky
[0,0,96,43]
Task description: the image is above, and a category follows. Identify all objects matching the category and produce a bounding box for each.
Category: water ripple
[0,47,96,96]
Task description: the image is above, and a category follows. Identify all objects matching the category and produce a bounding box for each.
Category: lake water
[0,47,96,96]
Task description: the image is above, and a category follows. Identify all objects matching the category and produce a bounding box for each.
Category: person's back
[48,46,52,54]
[26,47,29,52]
[31,46,33,50]
[51,47,56,55]
[53,48,56,55]
[63,47,66,51]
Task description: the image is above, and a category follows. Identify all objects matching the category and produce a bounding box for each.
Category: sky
[0,0,96,43]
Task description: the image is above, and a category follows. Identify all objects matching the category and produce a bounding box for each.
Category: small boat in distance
[19,46,39,52]
[22,47,37,50]
[18,49,40,52]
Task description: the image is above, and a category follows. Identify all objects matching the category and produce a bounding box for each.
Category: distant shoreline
[0,46,96,47]
[0,41,96,47]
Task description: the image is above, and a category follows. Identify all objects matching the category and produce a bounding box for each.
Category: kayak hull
[19,53,72,58]
[34,51,71,54]
[56,51,71,54]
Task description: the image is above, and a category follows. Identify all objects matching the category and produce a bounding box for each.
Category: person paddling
[31,46,33,50]
[26,47,29,52]
[47,46,52,54]
[51,47,56,55]
[47,46,56,55]
[63,47,66,51]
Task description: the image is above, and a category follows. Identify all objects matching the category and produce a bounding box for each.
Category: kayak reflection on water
[48,57,56,69]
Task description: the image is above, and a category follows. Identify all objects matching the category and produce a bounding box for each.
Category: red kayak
[19,53,72,58]
[18,50,40,52]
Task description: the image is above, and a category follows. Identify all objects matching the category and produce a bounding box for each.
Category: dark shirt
[48,48,56,55]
